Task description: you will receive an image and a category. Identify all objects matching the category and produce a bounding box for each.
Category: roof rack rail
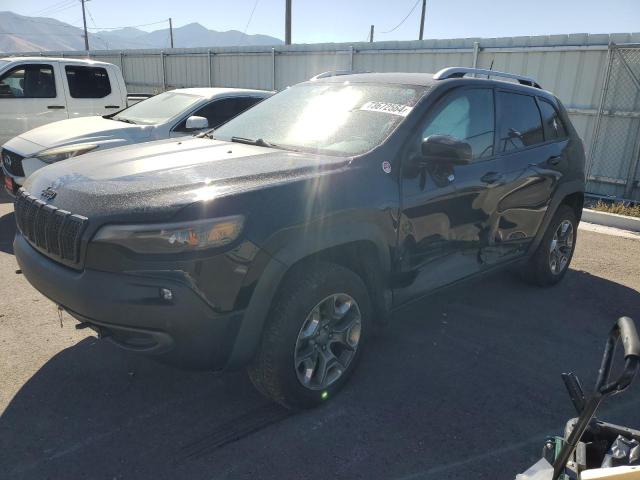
[433,67,542,89]
[309,70,353,81]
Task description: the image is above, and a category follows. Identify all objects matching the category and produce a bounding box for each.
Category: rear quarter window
[537,98,568,140]
[65,65,111,98]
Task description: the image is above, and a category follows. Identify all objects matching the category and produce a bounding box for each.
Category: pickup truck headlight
[36,144,99,164]
[93,216,244,253]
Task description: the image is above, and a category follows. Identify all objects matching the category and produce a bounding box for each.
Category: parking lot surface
[1,189,639,480]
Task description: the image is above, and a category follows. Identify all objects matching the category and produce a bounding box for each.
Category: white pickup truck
[0,57,145,146]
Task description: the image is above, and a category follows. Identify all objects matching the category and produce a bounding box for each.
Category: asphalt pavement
[1,189,639,480]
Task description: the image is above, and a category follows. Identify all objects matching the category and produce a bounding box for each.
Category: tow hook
[76,321,110,339]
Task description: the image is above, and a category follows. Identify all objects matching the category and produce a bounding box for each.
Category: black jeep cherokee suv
[14,68,585,408]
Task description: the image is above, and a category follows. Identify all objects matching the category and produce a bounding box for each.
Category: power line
[33,1,78,18]
[6,15,83,29]
[243,0,260,34]
[380,0,421,34]
[85,5,98,28]
[10,13,169,32]
[29,0,77,17]
[85,3,106,49]
[85,19,170,31]
[30,0,71,15]
[0,32,84,36]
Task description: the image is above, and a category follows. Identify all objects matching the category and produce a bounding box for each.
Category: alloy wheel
[549,219,574,275]
[293,293,362,390]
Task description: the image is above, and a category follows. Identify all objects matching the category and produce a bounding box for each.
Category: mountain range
[0,11,282,53]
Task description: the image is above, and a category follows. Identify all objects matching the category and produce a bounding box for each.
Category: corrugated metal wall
[8,33,640,199]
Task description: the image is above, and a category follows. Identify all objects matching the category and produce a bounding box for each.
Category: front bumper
[15,233,245,370]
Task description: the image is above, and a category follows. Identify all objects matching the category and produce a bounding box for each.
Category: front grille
[1,148,25,177]
[15,190,88,267]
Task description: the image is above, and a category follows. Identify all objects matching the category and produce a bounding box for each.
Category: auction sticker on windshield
[359,101,413,117]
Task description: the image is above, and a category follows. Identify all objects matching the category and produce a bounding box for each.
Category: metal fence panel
[587,45,640,200]
[121,53,164,93]
[165,53,209,89]
[214,53,273,90]
[275,51,351,90]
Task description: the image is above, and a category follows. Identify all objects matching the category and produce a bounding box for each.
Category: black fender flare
[527,179,584,255]
[224,222,392,370]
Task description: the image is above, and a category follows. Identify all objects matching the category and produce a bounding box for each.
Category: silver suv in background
[2,87,272,194]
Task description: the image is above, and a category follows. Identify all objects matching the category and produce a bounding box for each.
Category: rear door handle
[481,172,504,184]
[105,105,121,109]
[547,155,562,166]
[47,105,65,109]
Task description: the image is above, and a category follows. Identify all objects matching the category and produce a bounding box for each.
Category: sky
[3,0,639,43]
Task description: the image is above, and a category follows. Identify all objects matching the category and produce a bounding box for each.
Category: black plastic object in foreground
[552,317,640,480]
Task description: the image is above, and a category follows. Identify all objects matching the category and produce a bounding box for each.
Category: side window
[175,97,262,131]
[421,88,495,161]
[198,97,262,128]
[538,98,567,140]
[65,66,111,98]
[496,91,544,153]
[0,64,56,98]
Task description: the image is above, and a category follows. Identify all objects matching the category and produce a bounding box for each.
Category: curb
[582,208,640,233]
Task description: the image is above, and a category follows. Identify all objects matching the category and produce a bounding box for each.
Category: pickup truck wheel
[521,205,577,286]
[247,262,371,409]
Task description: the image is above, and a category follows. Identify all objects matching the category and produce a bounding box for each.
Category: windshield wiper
[197,129,215,139]
[114,117,137,125]
[229,136,299,152]
[230,136,274,148]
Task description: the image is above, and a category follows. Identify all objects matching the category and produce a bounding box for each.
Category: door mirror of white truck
[185,115,208,131]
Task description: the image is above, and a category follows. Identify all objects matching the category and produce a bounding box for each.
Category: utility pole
[169,18,174,48]
[285,0,291,45]
[81,0,89,51]
[369,25,374,43]
[418,0,426,40]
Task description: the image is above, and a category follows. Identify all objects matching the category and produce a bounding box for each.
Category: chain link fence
[587,44,640,201]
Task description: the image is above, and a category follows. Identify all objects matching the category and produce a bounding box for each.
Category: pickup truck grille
[15,190,88,266]
[1,148,25,177]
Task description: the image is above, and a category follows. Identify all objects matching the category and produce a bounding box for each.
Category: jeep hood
[24,137,350,219]
[7,116,153,157]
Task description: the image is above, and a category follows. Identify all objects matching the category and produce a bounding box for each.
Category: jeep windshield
[212,82,426,156]
[112,91,202,125]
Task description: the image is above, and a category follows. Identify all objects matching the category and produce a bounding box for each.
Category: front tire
[521,204,578,286]
[247,262,371,409]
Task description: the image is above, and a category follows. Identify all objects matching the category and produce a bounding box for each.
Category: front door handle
[481,171,504,184]
[547,155,562,166]
[104,105,121,109]
[47,105,65,109]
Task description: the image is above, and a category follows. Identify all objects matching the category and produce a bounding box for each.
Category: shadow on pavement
[1,269,639,479]
[0,211,15,255]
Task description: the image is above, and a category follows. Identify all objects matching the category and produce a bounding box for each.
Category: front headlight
[36,144,99,164]
[92,216,245,254]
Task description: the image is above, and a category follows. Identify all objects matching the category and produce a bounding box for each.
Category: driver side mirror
[420,135,472,166]
[185,115,209,131]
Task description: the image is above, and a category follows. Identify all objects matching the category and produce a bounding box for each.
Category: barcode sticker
[359,101,413,117]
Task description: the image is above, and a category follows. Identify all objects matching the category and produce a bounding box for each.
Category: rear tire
[247,262,371,409]
[521,204,578,286]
